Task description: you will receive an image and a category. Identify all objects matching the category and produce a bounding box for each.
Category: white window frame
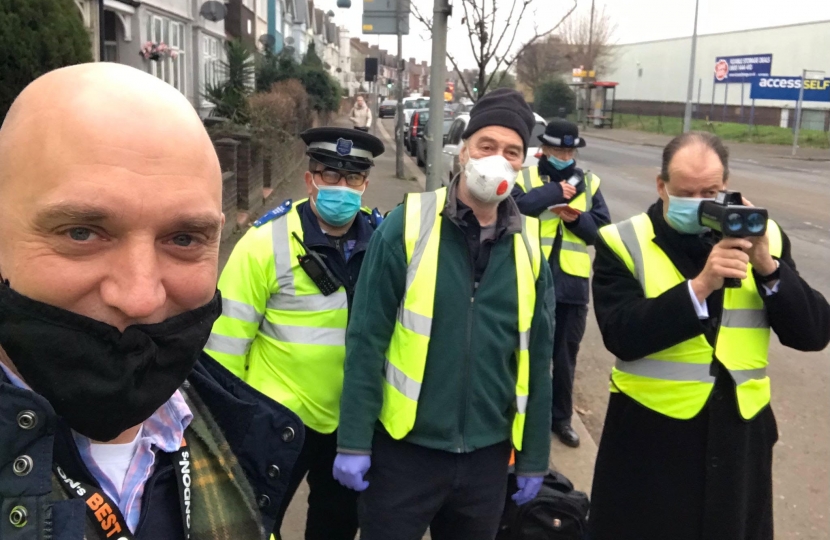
[147,14,186,95]
[202,35,227,105]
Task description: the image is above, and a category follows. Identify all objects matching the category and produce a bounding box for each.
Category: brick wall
[213,138,239,239]
[235,134,263,213]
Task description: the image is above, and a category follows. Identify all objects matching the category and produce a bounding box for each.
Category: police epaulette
[253,199,293,227]
[370,208,384,228]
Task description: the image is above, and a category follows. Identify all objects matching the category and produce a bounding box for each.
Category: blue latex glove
[512,475,544,506]
[332,453,371,492]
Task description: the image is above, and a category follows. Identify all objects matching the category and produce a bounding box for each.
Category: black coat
[588,201,830,540]
[511,164,611,305]
[0,354,304,540]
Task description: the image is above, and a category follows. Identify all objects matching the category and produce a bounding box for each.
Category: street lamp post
[683,0,700,133]
[792,69,826,156]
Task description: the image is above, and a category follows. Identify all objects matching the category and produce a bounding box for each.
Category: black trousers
[274,428,358,540]
[551,302,589,426]
[359,431,512,540]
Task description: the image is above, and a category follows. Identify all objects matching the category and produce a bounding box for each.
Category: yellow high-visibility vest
[599,213,783,420]
[517,167,601,278]
[378,187,542,450]
[205,200,371,434]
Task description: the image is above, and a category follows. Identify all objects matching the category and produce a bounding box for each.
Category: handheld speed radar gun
[698,191,769,288]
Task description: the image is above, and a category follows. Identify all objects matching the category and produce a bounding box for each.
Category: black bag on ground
[497,470,590,540]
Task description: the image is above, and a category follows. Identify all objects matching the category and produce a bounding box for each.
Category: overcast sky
[311,0,830,70]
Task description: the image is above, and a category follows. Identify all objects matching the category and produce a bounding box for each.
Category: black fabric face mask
[0,283,222,441]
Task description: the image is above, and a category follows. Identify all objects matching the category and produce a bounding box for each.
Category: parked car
[403,98,429,150]
[441,112,547,186]
[415,116,455,168]
[379,99,398,118]
[407,109,430,156]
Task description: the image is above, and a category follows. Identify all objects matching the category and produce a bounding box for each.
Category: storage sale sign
[714,54,773,83]
[750,76,830,102]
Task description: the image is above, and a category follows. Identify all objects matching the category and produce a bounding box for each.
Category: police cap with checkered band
[301,127,385,173]
[538,119,587,149]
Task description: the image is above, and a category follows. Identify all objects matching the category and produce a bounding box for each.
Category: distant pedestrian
[349,95,372,132]
[512,119,611,448]
[589,131,830,540]
[334,88,555,540]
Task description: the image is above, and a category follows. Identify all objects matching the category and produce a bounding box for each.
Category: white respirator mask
[463,154,519,204]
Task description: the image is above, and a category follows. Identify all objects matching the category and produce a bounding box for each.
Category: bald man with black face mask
[0,63,303,540]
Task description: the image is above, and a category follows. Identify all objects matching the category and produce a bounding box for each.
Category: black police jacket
[0,354,304,540]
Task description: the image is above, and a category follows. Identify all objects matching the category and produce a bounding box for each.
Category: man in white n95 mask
[333,88,556,540]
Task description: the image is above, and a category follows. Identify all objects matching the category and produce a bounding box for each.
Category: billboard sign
[713,54,773,83]
[750,76,830,102]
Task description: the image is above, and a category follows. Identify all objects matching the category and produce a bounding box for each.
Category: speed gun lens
[746,212,766,234]
[726,212,743,234]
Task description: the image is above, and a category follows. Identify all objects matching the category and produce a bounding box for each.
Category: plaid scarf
[51,383,267,540]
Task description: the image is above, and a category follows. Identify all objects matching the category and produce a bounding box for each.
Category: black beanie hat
[461,88,536,151]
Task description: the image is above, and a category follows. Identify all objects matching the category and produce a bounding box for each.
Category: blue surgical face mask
[312,181,364,227]
[665,195,713,235]
[548,155,575,171]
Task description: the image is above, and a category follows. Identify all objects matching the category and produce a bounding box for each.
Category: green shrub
[534,78,576,119]
[0,0,93,121]
[204,40,254,123]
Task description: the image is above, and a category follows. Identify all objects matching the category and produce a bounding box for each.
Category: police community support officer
[588,132,830,540]
[512,119,611,448]
[205,127,385,540]
[333,89,555,540]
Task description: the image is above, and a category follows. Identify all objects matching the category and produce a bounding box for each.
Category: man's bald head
[0,63,224,331]
[0,63,219,198]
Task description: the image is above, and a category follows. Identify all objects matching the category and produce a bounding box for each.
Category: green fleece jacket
[337,188,555,475]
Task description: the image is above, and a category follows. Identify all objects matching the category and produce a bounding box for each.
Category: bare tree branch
[461,0,482,66]
[481,0,529,93]
[495,0,578,85]
[410,0,580,101]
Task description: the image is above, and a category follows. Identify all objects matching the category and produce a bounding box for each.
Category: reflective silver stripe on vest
[406,191,439,289]
[561,241,589,254]
[398,191,440,337]
[205,333,252,356]
[721,309,769,329]
[518,217,536,275]
[615,358,767,384]
[222,298,263,323]
[516,394,528,414]
[521,169,534,192]
[731,368,768,385]
[539,212,560,222]
[384,360,422,401]
[261,322,346,346]
[584,172,594,212]
[267,291,348,312]
[519,330,530,352]
[399,306,432,337]
[615,219,647,290]
[615,358,714,382]
[542,238,555,247]
[273,217,295,295]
